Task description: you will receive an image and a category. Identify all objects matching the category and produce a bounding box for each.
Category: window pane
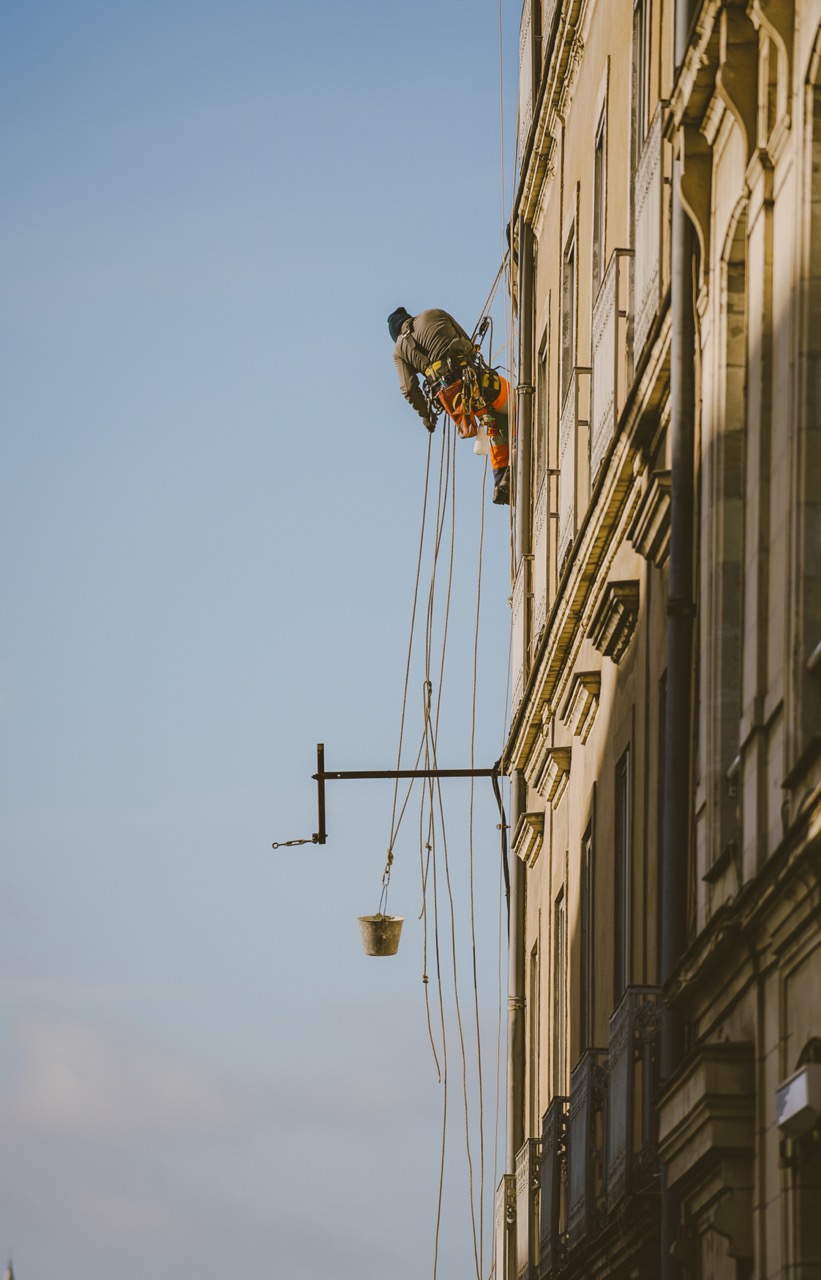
[614,749,631,1001]
[581,826,593,1050]
[593,114,606,296]
[553,889,567,1093]
[561,233,576,403]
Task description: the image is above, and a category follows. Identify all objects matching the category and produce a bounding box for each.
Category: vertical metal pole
[661,192,695,1072]
[314,743,327,845]
[507,769,526,1174]
[516,216,535,563]
[660,1,697,1272]
[506,213,534,1185]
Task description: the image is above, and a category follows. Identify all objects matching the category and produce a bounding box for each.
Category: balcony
[543,0,560,47]
[511,554,533,713]
[532,470,550,647]
[590,249,632,481]
[634,102,669,360]
[567,1048,608,1250]
[605,986,662,1210]
[558,367,591,569]
[516,1137,542,1280]
[538,1096,568,1277]
[519,0,536,157]
[496,1173,517,1280]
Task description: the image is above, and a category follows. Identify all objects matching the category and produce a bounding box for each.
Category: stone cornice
[667,0,722,135]
[589,581,640,663]
[515,0,590,225]
[665,791,821,1014]
[504,319,672,775]
[513,811,545,867]
[505,432,641,772]
[560,672,601,743]
[536,746,572,808]
[657,1042,755,1194]
[628,470,672,567]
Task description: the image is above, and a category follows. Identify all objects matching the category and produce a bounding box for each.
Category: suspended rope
[427,789,449,1280]
[384,432,436,874]
[420,424,457,1280]
[467,458,488,1278]
[490,824,507,1280]
[419,794,442,1084]
[380,418,455,909]
[472,253,509,347]
[382,0,515,1242]
[416,415,493,1280]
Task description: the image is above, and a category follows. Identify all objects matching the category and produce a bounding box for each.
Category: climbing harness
[425,352,506,444]
[424,354,473,389]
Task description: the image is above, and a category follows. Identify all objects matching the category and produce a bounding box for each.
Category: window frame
[614,747,631,1002]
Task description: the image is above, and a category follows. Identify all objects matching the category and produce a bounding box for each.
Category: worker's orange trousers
[437,372,510,476]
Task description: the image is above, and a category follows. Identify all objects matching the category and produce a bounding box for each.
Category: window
[761,33,779,143]
[580,823,594,1051]
[561,229,576,404]
[542,0,559,59]
[535,327,549,491]
[614,749,631,1001]
[633,0,651,158]
[529,939,541,1134]
[592,110,607,297]
[657,674,667,983]
[713,211,747,861]
[553,888,567,1094]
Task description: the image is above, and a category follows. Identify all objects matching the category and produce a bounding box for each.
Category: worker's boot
[492,467,510,506]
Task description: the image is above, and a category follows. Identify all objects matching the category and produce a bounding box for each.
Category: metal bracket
[273,743,501,848]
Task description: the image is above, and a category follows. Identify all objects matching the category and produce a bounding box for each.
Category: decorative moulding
[657,1042,755,1194]
[536,747,572,809]
[628,471,672,567]
[512,811,545,867]
[589,581,640,663]
[524,729,549,791]
[560,672,601,743]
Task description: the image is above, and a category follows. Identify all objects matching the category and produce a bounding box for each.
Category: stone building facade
[498,0,821,1276]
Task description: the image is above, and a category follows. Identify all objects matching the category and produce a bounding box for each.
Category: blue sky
[1,2,519,1275]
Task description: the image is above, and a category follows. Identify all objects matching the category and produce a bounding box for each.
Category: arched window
[708,202,748,867]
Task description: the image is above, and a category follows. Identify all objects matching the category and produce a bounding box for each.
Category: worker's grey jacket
[393,309,475,421]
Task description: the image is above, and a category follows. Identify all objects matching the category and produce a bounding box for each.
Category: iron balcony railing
[566,1048,608,1250]
[515,1137,543,1280]
[557,367,591,569]
[532,468,550,650]
[605,985,662,1209]
[590,249,633,481]
[518,0,536,157]
[496,1173,517,1280]
[633,102,669,360]
[511,553,533,714]
[538,1095,568,1277]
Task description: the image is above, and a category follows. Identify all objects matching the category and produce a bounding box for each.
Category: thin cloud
[0,1012,413,1277]
[0,1013,267,1146]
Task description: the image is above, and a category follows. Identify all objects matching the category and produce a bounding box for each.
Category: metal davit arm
[269,743,502,848]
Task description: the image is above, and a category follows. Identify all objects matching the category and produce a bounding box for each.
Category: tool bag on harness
[426,358,503,440]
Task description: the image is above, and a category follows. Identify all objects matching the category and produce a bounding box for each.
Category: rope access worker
[388,306,511,506]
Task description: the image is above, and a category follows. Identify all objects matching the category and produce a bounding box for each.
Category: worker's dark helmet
[388,306,412,342]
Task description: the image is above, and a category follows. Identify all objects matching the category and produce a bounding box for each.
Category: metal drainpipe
[515,217,535,563]
[507,770,527,1176]
[506,214,534,1180]
[660,0,697,1274]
